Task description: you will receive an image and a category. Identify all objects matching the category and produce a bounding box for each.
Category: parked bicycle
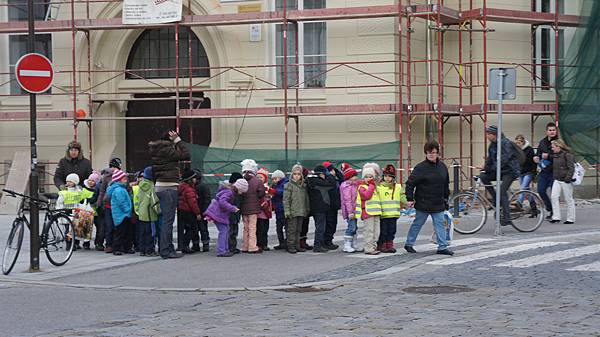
[2,189,75,275]
[449,175,545,234]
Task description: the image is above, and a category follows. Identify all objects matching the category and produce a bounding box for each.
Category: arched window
[126,28,210,79]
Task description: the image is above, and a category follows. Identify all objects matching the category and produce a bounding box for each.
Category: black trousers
[113,217,133,253]
[256,218,270,248]
[300,216,310,239]
[324,209,338,244]
[275,216,287,245]
[177,211,198,249]
[94,210,105,247]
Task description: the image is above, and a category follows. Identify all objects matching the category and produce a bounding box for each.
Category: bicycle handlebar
[2,189,48,205]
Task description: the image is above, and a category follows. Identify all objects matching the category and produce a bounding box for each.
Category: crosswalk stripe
[347,238,497,259]
[427,241,567,266]
[566,261,600,272]
[494,244,600,268]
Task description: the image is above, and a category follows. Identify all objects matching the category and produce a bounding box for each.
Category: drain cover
[403,285,475,294]
[275,286,331,293]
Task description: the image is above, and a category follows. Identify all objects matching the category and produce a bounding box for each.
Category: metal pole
[495,69,506,236]
[283,0,289,167]
[27,0,40,272]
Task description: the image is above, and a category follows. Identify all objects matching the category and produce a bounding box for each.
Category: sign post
[488,68,516,236]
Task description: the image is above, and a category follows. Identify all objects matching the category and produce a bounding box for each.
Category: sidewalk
[1,200,599,289]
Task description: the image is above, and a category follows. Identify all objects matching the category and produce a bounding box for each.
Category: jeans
[537,171,554,212]
[324,209,338,244]
[312,213,327,248]
[518,173,536,204]
[405,210,448,250]
[156,187,178,257]
[275,216,287,245]
[136,220,154,253]
[215,222,230,256]
[378,217,398,243]
[104,207,114,247]
[480,172,516,222]
[344,218,358,236]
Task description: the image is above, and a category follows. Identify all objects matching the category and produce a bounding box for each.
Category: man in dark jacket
[193,169,211,252]
[149,130,190,259]
[323,162,343,250]
[54,141,93,190]
[403,140,453,256]
[306,165,337,252]
[480,125,521,226]
[534,123,559,219]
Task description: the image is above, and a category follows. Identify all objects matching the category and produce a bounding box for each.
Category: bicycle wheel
[2,218,25,275]
[449,192,487,234]
[43,214,74,266]
[509,191,545,232]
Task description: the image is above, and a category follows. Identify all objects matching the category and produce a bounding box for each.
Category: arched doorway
[125,28,212,173]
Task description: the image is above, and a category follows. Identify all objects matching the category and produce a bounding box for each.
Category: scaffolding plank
[0,111,72,121]
[462,8,585,27]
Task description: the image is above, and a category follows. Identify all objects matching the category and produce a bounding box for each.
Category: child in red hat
[377,164,407,253]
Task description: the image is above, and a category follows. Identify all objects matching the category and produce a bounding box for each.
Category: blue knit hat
[143,166,153,180]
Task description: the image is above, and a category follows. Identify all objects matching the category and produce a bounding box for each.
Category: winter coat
[537,135,559,174]
[53,150,93,189]
[552,151,576,183]
[405,159,450,213]
[178,182,201,215]
[107,182,132,226]
[204,183,238,225]
[271,177,289,218]
[377,182,408,218]
[148,140,190,183]
[339,179,359,220]
[484,136,520,178]
[137,179,161,222]
[258,196,273,220]
[195,183,211,213]
[240,175,265,215]
[98,167,115,209]
[306,174,337,214]
[283,179,310,218]
[520,141,537,176]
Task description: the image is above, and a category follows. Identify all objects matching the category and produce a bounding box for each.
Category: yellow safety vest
[132,185,140,215]
[377,183,405,218]
[355,184,382,217]
[58,190,85,209]
[81,188,97,215]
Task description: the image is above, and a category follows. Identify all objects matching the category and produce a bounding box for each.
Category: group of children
[56,157,410,257]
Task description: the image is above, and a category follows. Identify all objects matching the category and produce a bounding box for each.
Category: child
[177,169,201,254]
[283,164,310,254]
[306,165,337,253]
[356,163,382,255]
[107,169,133,255]
[339,163,360,253]
[204,178,248,257]
[240,159,265,254]
[377,164,407,253]
[227,172,244,254]
[57,173,86,250]
[256,167,274,252]
[136,166,161,256]
[193,169,211,252]
[299,167,313,251]
[271,170,288,250]
[82,171,101,250]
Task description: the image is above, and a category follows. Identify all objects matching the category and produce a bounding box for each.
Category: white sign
[122,0,183,25]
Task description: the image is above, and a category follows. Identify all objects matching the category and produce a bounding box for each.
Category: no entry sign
[15,53,54,94]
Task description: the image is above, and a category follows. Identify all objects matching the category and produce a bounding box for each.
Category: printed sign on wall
[123,0,182,25]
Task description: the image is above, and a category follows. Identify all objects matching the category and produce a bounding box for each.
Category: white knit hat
[362,167,376,178]
[240,159,258,174]
[66,173,80,185]
[363,162,381,177]
[233,178,249,193]
[272,170,285,179]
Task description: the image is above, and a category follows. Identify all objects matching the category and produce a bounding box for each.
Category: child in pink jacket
[339,163,361,253]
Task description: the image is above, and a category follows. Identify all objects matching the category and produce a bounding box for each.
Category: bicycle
[2,189,75,275]
[448,175,545,234]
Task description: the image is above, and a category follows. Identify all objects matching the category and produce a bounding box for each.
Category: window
[534,0,567,91]
[126,28,210,79]
[275,0,327,88]
[8,0,52,94]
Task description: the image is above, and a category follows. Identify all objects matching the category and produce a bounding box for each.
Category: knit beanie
[233,178,249,193]
[342,165,358,181]
[363,162,381,178]
[66,173,80,185]
[383,164,396,177]
[322,161,333,169]
[240,159,258,174]
[229,172,243,184]
[109,157,122,169]
[83,171,100,188]
[257,168,269,183]
[362,166,376,179]
[272,170,285,179]
[143,166,153,180]
[112,169,126,182]
[313,165,328,175]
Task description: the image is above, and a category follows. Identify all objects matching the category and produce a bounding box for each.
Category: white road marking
[19,70,51,77]
[566,261,600,272]
[427,241,567,266]
[347,238,497,259]
[495,244,600,268]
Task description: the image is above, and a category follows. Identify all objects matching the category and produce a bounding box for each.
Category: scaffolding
[0,0,597,193]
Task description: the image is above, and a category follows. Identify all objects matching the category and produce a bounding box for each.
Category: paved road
[0,201,599,336]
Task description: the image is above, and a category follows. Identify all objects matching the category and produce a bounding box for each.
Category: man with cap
[480,125,521,226]
[54,140,93,190]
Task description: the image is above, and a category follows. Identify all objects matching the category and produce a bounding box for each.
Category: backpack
[510,141,526,166]
[573,162,585,186]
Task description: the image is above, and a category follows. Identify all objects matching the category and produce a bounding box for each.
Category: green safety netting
[184,141,401,191]
[558,0,600,165]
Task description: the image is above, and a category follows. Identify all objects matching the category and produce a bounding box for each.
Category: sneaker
[563,221,574,225]
[161,252,184,259]
[274,244,287,250]
[261,246,271,252]
[365,250,380,255]
[313,247,328,253]
[287,248,297,254]
[181,248,193,254]
[404,245,417,253]
[104,246,113,254]
[248,250,262,254]
[113,251,123,256]
[83,242,91,250]
[436,249,454,256]
[231,248,241,254]
[125,248,136,254]
[217,252,234,257]
[324,243,339,251]
[549,219,560,223]
[192,245,201,252]
[139,252,146,256]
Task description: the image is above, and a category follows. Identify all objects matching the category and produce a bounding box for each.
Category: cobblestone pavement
[0,229,597,336]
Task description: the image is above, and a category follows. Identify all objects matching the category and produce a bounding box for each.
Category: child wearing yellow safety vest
[377,164,407,253]
[82,172,101,250]
[355,163,382,255]
[57,173,86,250]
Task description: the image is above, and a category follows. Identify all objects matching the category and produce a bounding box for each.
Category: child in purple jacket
[204,179,249,257]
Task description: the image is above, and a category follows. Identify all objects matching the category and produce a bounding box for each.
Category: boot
[387,241,397,253]
[192,244,201,252]
[300,238,313,251]
[202,243,210,252]
[352,235,363,252]
[377,242,384,252]
[342,236,355,253]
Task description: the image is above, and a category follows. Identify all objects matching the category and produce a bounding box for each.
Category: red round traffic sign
[15,53,54,94]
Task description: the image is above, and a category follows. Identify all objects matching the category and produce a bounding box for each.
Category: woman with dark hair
[403,140,453,256]
[549,139,576,224]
